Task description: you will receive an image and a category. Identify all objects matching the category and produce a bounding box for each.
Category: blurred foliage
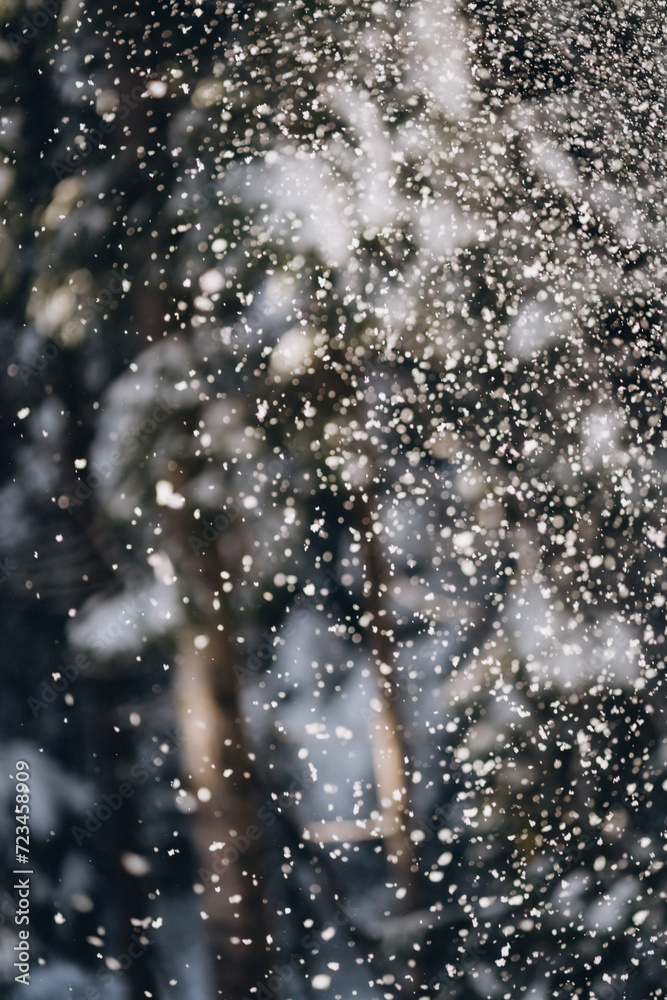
[1,1,666,998]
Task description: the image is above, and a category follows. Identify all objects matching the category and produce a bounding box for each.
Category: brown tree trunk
[175,623,270,998]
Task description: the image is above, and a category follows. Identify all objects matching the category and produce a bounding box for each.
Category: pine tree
[2,1,666,998]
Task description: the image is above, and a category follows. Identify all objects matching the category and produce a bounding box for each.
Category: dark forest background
[1,1,666,998]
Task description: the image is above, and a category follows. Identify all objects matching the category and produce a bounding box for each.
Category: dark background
[1,2,666,998]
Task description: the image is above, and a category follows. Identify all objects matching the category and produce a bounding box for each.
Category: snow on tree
[1,1,666,999]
